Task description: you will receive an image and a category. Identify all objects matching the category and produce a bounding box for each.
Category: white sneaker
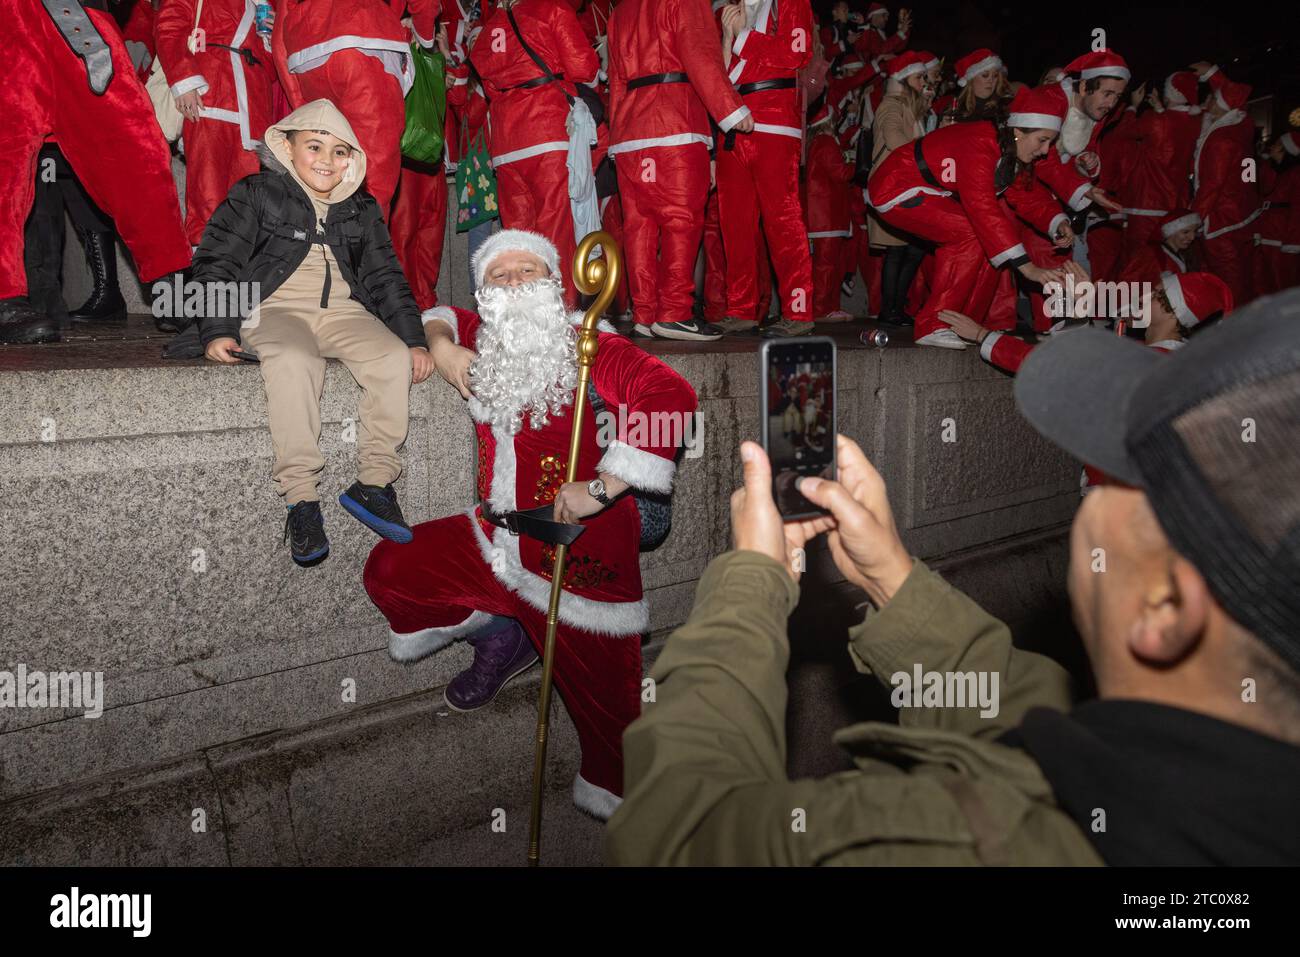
[916,329,968,350]
[632,323,655,338]
[816,310,855,323]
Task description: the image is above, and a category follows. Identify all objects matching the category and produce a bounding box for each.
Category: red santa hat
[915,50,940,72]
[866,3,888,20]
[1006,84,1068,132]
[954,49,1002,87]
[1163,71,1199,107]
[809,101,834,130]
[471,229,561,289]
[1281,132,1300,157]
[1063,50,1131,84]
[1159,209,1201,239]
[1214,77,1252,112]
[887,51,930,84]
[1162,271,1234,328]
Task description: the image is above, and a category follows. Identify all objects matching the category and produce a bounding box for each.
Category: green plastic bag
[455,129,499,233]
[400,43,447,164]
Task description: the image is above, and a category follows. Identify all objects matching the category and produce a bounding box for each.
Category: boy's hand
[410,346,434,385]
[430,337,476,399]
[205,337,242,364]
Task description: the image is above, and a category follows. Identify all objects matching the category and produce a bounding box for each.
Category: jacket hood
[259,99,367,205]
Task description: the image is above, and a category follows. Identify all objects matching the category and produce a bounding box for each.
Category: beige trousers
[243,293,412,505]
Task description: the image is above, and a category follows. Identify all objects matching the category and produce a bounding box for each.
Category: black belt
[913,137,958,201]
[736,77,797,95]
[627,71,690,91]
[207,42,263,68]
[479,503,586,546]
[503,72,564,92]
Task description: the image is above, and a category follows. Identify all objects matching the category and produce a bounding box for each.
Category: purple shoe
[444,620,539,712]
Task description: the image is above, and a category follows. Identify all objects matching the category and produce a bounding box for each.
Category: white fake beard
[1060,106,1095,156]
[469,278,578,436]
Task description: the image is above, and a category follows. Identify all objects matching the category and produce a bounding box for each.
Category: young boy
[195,99,434,566]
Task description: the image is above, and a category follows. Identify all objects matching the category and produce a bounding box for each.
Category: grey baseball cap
[1014,289,1300,672]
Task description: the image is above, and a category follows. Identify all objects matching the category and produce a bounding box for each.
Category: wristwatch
[587,478,613,506]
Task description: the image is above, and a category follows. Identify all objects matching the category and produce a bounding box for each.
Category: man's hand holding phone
[731,436,913,607]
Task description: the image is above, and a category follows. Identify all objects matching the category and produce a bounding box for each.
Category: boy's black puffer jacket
[191,168,424,349]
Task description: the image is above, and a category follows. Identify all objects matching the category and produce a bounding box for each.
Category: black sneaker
[650,319,724,341]
[284,501,329,566]
[339,481,413,543]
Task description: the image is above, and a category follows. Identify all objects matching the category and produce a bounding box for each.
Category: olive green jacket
[604,551,1104,865]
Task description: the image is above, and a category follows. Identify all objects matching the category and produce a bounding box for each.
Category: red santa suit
[364,302,697,802]
[853,5,908,67]
[156,0,276,246]
[120,0,157,80]
[1255,134,1300,295]
[3,0,189,302]
[272,0,441,216]
[607,0,746,329]
[1192,66,1260,304]
[805,108,855,318]
[867,86,1068,341]
[470,0,599,306]
[718,0,815,323]
[1118,209,1197,287]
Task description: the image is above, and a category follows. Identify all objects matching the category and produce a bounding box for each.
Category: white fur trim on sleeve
[597,440,676,494]
[170,74,209,98]
[1068,182,1093,210]
[1048,213,1069,238]
[979,330,1003,363]
[421,306,458,343]
[718,105,752,132]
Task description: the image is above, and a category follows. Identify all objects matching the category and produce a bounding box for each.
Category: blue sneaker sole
[292,543,330,566]
[339,492,414,544]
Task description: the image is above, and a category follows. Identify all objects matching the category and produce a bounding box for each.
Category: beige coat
[868,91,927,248]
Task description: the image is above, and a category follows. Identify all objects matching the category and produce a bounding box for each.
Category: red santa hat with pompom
[470,229,560,289]
[1162,271,1234,328]
[915,50,940,73]
[954,48,1002,87]
[1061,50,1130,98]
[1213,77,1252,112]
[886,50,930,84]
[1160,209,1201,239]
[1163,71,1199,107]
[866,3,888,20]
[1007,84,1068,132]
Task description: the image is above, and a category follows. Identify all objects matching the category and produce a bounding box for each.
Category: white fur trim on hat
[1283,133,1300,157]
[1161,213,1200,239]
[958,54,1002,87]
[471,229,561,290]
[1161,271,1196,328]
[1008,112,1063,132]
[890,61,927,83]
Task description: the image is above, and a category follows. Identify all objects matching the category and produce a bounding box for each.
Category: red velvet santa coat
[3,0,190,299]
[1111,104,1201,217]
[272,0,440,101]
[726,0,813,136]
[806,130,854,236]
[446,62,489,142]
[853,19,907,68]
[868,122,1033,269]
[1254,164,1300,293]
[421,306,697,635]
[156,0,274,149]
[470,0,599,165]
[608,0,748,154]
[1193,108,1261,241]
[119,0,157,80]
[1034,97,1120,214]
[1118,239,1189,288]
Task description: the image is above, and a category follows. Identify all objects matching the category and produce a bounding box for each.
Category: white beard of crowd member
[469,277,579,436]
[1060,105,1095,156]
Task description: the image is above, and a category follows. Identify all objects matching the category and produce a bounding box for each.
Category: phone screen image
[761,338,836,519]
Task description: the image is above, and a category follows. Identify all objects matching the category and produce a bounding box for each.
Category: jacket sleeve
[154,0,207,97]
[876,101,916,154]
[356,200,425,348]
[978,330,1034,374]
[405,0,441,46]
[552,0,600,85]
[679,0,749,130]
[190,177,261,346]
[959,140,1030,267]
[848,560,1074,739]
[1035,152,1093,212]
[731,0,813,72]
[1003,175,1068,239]
[446,62,470,108]
[589,334,698,493]
[1192,136,1229,226]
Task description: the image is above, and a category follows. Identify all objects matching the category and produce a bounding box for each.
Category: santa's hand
[176,90,203,122]
[430,338,475,399]
[1053,222,1075,248]
[937,309,988,342]
[1086,186,1122,213]
[409,346,434,385]
[1075,150,1101,177]
[730,441,833,584]
[553,482,604,525]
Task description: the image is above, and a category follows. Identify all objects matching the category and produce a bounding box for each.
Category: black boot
[0,298,60,344]
[69,229,126,324]
[877,246,905,325]
[892,244,924,327]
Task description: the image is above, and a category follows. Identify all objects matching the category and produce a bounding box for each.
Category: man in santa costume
[271,0,441,217]
[363,229,697,820]
[156,0,277,248]
[2,0,190,344]
[714,0,816,338]
[1119,209,1200,287]
[470,0,599,308]
[607,0,750,341]
[1255,132,1300,295]
[853,2,909,67]
[806,102,856,322]
[1189,62,1260,303]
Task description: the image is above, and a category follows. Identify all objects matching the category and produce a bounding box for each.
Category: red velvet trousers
[494,149,578,307]
[363,511,642,796]
[390,163,449,311]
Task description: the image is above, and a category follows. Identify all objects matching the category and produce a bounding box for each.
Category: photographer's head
[1016,292,1300,743]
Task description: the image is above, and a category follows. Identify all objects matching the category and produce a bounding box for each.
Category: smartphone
[230,350,260,363]
[759,337,837,520]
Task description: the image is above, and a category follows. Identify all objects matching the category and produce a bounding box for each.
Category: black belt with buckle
[736,77,797,95]
[503,72,564,92]
[627,71,690,91]
[479,502,586,546]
